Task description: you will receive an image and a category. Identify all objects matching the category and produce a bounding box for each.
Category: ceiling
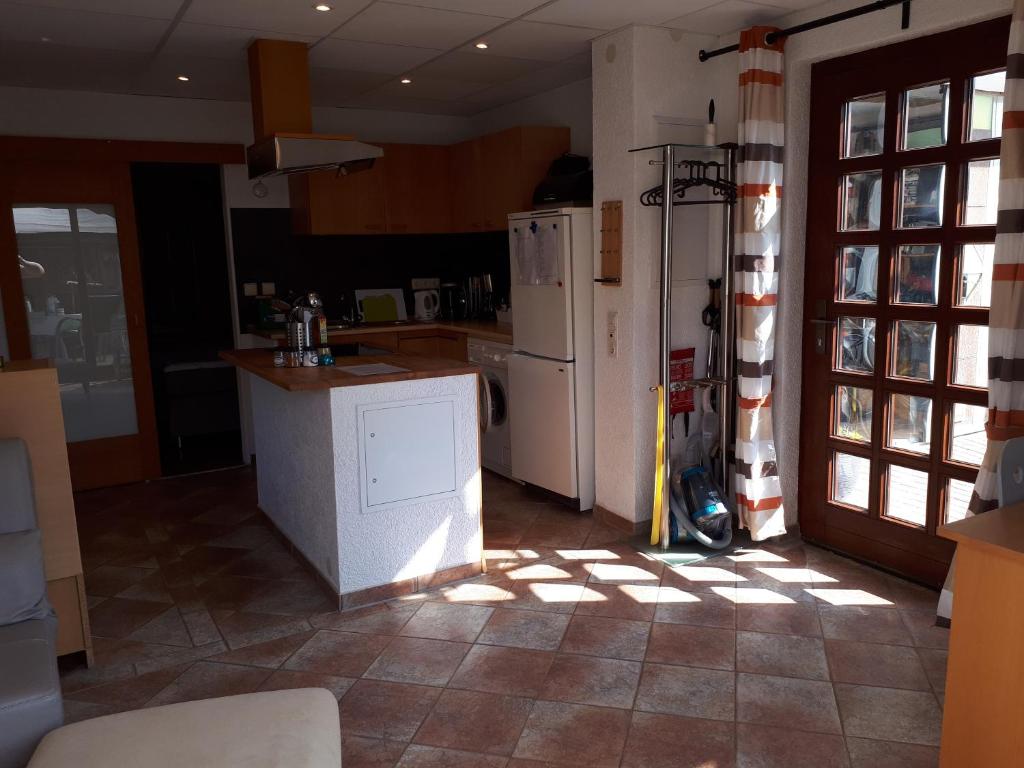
[0,0,822,116]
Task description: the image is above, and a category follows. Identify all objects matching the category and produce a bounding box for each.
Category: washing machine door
[478,374,492,434]
[478,371,508,434]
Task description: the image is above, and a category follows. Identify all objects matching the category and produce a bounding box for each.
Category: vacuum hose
[668,468,733,550]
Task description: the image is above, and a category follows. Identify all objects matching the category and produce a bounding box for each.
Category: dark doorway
[131,162,241,476]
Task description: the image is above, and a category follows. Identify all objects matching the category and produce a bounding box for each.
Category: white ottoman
[28,689,340,768]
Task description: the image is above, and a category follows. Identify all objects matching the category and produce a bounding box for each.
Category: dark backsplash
[230,208,511,323]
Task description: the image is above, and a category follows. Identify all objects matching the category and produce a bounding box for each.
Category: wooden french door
[800,18,1010,587]
[0,147,160,490]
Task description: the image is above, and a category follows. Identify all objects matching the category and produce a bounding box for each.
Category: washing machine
[468,338,515,479]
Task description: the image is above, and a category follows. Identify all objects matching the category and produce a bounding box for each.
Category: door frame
[0,137,243,489]
[799,17,1010,587]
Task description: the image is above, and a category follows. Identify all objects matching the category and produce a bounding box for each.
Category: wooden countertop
[251,320,513,345]
[221,348,480,391]
[1,358,54,373]
[939,504,1024,563]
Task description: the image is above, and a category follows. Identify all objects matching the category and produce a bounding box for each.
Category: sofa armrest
[0,530,53,628]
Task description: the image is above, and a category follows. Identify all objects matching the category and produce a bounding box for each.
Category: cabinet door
[385,144,452,234]
[397,333,440,357]
[449,138,484,232]
[480,129,523,231]
[300,153,388,235]
[436,331,467,362]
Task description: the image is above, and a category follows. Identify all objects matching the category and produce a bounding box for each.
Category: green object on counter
[360,294,399,322]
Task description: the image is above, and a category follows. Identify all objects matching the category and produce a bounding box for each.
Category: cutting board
[355,288,407,322]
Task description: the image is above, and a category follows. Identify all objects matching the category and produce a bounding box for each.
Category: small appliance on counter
[285,291,333,367]
[439,282,467,321]
[412,277,440,321]
[354,288,407,323]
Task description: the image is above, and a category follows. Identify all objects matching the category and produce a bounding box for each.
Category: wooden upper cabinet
[291,126,570,236]
[384,143,452,234]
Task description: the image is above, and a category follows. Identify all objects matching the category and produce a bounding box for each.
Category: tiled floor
[63,467,947,767]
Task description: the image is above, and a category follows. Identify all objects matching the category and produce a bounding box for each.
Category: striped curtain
[734,27,786,541]
[970,2,1024,515]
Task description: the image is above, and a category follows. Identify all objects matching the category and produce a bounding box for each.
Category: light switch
[607,311,618,357]
[242,282,258,297]
[260,282,276,296]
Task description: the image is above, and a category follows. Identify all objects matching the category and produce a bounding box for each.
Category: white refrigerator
[508,208,594,511]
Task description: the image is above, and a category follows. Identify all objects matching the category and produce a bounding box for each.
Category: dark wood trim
[800,16,1009,587]
[0,136,244,165]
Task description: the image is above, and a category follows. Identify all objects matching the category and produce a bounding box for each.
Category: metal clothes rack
[629,143,738,551]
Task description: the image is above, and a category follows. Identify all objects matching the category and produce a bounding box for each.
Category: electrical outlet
[607,311,617,357]
[260,281,276,296]
[242,282,258,297]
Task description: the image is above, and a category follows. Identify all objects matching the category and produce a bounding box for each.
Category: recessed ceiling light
[313,3,332,10]
[176,75,190,82]
[40,36,51,43]
[400,78,412,85]
[475,41,488,49]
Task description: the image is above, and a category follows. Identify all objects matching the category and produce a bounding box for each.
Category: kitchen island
[221,348,484,609]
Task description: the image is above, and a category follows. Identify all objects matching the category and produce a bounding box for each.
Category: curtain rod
[698,0,912,62]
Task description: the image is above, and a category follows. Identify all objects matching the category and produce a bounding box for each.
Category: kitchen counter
[250,319,513,345]
[220,346,483,610]
[220,348,479,391]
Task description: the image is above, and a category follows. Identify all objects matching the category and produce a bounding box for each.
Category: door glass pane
[842,172,882,231]
[892,320,936,381]
[894,245,940,305]
[837,316,876,373]
[968,71,1006,142]
[888,394,933,454]
[835,385,873,442]
[945,478,974,524]
[899,165,945,228]
[13,205,138,443]
[885,464,928,527]
[833,452,870,509]
[949,403,987,465]
[902,82,949,149]
[838,246,878,302]
[953,324,989,388]
[962,158,1000,225]
[844,93,885,158]
[958,243,994,307]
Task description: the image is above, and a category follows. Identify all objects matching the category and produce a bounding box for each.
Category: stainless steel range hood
[246,133,384,180]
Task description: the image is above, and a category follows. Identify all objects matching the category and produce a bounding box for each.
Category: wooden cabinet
[395,330,467,361]
[396,332,440,358]
[291,126,571,236]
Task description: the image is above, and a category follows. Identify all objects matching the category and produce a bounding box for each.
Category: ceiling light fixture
[176,75,190,82]
[313,3,332,10]
[40,36,51,43]
[475,41,488,49]
[400,77,412,84]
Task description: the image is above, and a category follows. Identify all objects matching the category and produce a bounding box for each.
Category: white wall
[722,0,1013,528]
[591,25,736,524]
[473,78,593,157]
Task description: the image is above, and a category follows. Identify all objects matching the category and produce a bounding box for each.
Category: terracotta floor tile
[127,606,194,647]
[62,699,119,725]
[145,661,271,706]
[560,615,650,661]
[258,669,354,699]
[622,711,735,768]
[646,623,736,671]
[885,579,941,612]
[737,603,821,637]
[209,629,314,668]
[177,543,248,574]
[133,641,229,675]
[826,639,930,690]
[449,645,555,697]
[573,582,659,621]
[206,524,276,551]
[83,565,156,597]
[399,602,494,643]
[212,610,313,650]
[736,723,849,768]
[88,597,172,639]
[736,672,842,734]
[476,608,571,651]
[846,736,940,768]
[504,558,591,582]
[196,576,274,611]
[414,688,532,756]
[834,684,943,745]
[635,662,735,721]
[311,603,419,635]
[221,546,309,580]
[182,609,222,646]
[281,630,391,677]
[66,663,190,710]
[916,647,948,696]
[432,579,515,607]
[899,610,950,649]
[364,636,471,686]
[663,563,744,593]
[505,579,587,613]
[512,700,630,768]
[586,558,664,585]
[818,607,913,645]
[340,679,443,741]
[539,653,640,709]
[397,745,508,767]
[341,735,406,768]
[737,631,829,680]
[654,591,736,629]
[242,577,336,616]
